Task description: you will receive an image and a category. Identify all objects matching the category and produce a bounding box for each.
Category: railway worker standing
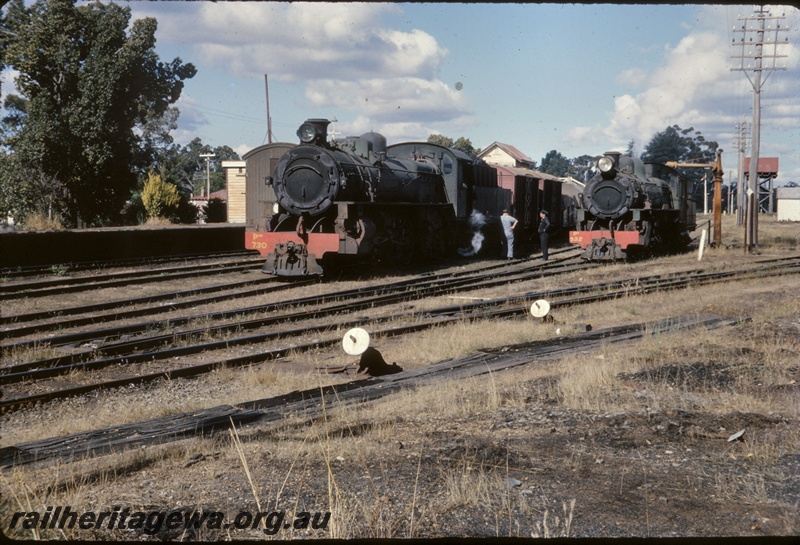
[501,209,518,260]
[538,210,551,260]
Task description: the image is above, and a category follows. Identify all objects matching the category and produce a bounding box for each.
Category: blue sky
[4,2,799,184]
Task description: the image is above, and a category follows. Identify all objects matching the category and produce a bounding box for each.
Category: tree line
[1,1,720,229]
[0,0,235,228]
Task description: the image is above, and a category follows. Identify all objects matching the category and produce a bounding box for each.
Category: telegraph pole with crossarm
[731,6,789,253]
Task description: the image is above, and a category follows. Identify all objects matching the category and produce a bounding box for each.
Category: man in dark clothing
[538,210,550,260]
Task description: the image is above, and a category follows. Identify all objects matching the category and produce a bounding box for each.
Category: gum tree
[0,0,196,226]
[641,125,719,206]
[538,150,570,177]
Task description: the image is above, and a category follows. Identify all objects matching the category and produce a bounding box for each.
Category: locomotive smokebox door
[275,149,340,216]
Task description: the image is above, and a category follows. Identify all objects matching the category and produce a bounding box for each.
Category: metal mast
[731,6,788,253]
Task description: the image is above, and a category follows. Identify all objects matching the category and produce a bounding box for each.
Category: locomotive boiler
[259,119,510,276]
[569,152,696,260]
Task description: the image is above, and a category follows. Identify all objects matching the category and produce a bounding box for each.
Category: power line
[178,102,296,130]
[179,103,265,125]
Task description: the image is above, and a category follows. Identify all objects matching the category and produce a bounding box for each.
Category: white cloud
[616,68,648,88]
[234,144,252,158]
[151,3,446,83]
[174,95,210,133]
[1,68,21,103]
[568,20,800,183]
[141,2,465,139]
[306,78,468,122]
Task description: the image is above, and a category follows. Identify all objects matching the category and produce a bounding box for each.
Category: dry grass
[143,216,173,227]
[0,366,350,447]
[2,218,798,539]
[0,439,213,540]
[19,212,64,232]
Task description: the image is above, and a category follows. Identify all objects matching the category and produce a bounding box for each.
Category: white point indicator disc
[342,327,370,356]
[530,299,551,318]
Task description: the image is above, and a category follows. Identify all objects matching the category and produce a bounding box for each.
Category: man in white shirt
[500,209,518,260]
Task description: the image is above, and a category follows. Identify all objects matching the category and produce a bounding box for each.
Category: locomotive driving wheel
[391,217,416,265]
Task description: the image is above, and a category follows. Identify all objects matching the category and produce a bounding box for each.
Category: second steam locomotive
[258,119,511,276]
[569,152,696,260]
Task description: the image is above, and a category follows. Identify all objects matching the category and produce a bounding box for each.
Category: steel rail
[0,246,579,333]
[0,258,266,299]
[0,261,594,384]
[3,256,796,383]
[0,249,583,351]
[1,261,795,411]
[0,253,588,370]
[0,278,304,337]
[0,250,258,280]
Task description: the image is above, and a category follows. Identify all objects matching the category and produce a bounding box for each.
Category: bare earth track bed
[1,216,799,540]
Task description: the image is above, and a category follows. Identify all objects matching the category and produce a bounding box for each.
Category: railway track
[0,313,745,469]
[0,255,267,299]
[0,251,588,379]
[0,247,583,345]
[0,247,580,332]
[0,276,303,335]
[2,255,797,412]
[0,250,258,280]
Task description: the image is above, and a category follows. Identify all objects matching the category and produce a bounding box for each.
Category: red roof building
[478,142,536,170]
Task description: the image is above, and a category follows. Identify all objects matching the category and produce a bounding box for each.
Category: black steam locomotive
[261,119,510,275]
[569,151,696,260]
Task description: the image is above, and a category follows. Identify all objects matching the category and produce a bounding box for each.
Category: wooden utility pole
[199,153,214,200]
[264,74,273,144]
[732,121,749,225]
[731,7,789,253]
[666,150,724,246]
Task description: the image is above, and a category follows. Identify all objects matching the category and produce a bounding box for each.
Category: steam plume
[458,210,487,257]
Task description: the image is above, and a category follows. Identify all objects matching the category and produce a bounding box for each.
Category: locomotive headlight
[297,123,317,144]
[598,156,614,173]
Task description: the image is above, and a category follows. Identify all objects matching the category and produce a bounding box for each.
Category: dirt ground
[2,220,799,541]
[4,314,798,541]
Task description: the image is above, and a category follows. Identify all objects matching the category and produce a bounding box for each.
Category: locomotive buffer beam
[263,241,323,276]
[583,236,626,261]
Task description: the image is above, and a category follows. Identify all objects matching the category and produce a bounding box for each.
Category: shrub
[142,172,181,220]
